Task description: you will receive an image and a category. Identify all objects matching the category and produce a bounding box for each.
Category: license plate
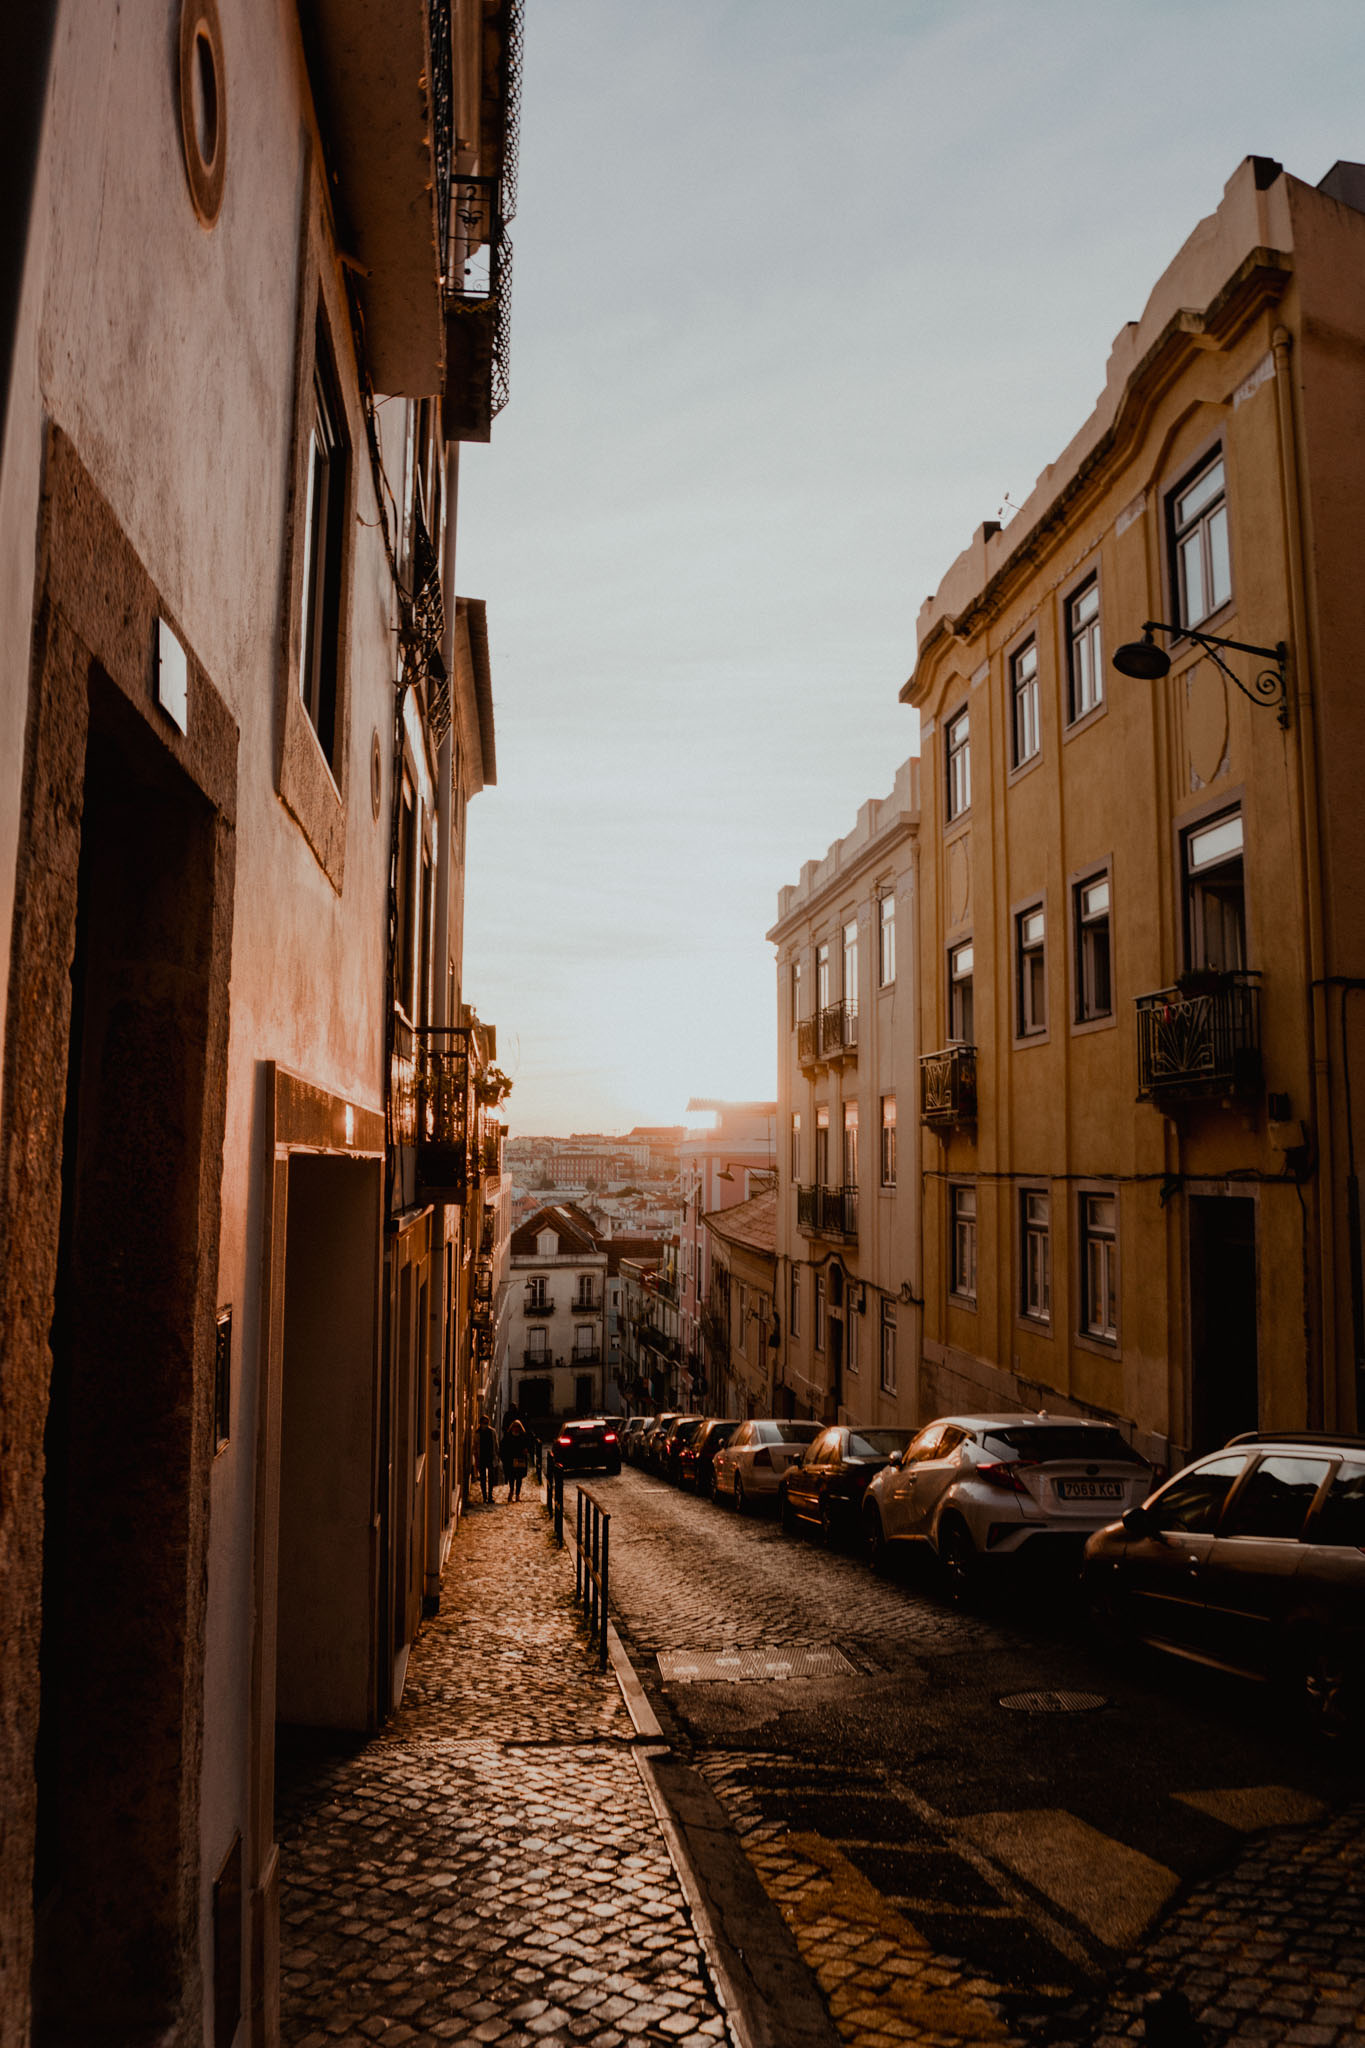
[1056,1479,1123,1501]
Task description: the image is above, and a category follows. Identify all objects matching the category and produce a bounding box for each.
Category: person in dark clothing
[501,1411,530,1502]
[476,1418,499,1503]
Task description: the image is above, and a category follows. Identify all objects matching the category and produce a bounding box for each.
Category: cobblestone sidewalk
[277,1493,730,2048]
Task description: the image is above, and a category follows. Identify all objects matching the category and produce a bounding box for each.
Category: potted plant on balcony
[476,1063,512,1106]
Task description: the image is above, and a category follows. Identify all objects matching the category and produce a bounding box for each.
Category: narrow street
[597,1467,1364,2048]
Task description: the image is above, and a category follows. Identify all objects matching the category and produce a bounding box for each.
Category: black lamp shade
[1112,634,1171,681]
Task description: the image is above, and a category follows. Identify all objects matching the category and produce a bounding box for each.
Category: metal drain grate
[658,1646,857,1683]
[998,1689,1108,1713]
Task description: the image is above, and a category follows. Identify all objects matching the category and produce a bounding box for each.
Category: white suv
[861,1412,1153,1597]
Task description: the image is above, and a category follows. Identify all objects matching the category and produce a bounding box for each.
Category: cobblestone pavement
[601,1468,1364,2048]
[276,1491,730,2048]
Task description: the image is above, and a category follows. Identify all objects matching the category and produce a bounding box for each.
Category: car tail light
[752,1447,773,1468]
[978,1459,1037,1492]
[556,1435,572,1448]
[604,1432,617,1444]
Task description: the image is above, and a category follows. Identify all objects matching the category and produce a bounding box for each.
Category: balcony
[796,1185,859,1242]
[798,1001,858,1070]
[570,1350,602,1368]
[522,1350,551,1370]
[473,1264,493,1304]
[523,1297,554,1317]
[412,1024,471,1200]
[919,1043,977,1129]
[1135,972,1262,1103]
[570,1295,601,1316]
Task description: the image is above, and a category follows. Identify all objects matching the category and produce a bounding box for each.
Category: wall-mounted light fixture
[1111,620,1288,730]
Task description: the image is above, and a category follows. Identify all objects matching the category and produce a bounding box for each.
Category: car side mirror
[887,1450,903,1468]
[1121,1505,1156,1540]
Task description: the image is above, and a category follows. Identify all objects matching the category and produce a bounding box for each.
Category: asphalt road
[589,1462,1356,2046]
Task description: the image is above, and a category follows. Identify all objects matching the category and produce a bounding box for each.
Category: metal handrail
[574,1483,611,1671]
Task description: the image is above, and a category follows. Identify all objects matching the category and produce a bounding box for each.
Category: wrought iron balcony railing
[798,1001,858,1068]
[920,1043,977,1127]
[796,1184,859,1241]
[1135,971,1262,1103]
[570,1350,601,1367]
[570,1295,601,1316]
[523,1296,554,1317]
[797,1016,818,1065]
[390,1023,474,1202]
[522,1350,551,1370]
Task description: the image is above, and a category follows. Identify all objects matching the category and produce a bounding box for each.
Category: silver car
[861,1412,1153,1597]
[711,1418,822,1513]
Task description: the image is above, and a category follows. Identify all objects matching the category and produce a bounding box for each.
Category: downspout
[425,443,460,1600]
[1271,324,1333,1428]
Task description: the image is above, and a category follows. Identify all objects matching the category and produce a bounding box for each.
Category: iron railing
[522,1349,551,1370]
[574,1483,611,1671]
[1135,972,1262,1102]
[798,1001,858,1065]
[920,1043,977,1127]
[570,1349,602,1367]
[412,1024,471,1197]
[797,1016,818,1064]
[523,1296,554,1317]
[570,1295,601,1315]
[428,0,453,292]
[796,1185,859,1240]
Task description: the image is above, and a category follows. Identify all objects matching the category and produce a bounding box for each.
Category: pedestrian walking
[501,1410,530,1502]
[476,1417,500,1504]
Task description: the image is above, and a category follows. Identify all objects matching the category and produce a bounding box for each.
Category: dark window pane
[981,1426,1146,1465]
[1314,1463,1365,1547]
[1220,1455,1332,1540]
[1151,1454,1247,1533]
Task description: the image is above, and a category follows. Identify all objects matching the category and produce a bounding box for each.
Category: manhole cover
[998,1689,1107,1713]
[658,1646,857,1683]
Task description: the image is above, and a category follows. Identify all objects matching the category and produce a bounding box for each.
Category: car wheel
[1304,1636,1360,1741]
[863,1505,887,1575]
[939,1520,978,1604]
[734,1474,747,1516]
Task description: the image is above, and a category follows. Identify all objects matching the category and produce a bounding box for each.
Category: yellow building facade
[906,155,1365,1465]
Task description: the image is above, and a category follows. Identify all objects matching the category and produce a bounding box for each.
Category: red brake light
[556,1435,572,1448]
[978,1459,1036,1492]
[604,1431,617,1443]
[752,1447,772,1468]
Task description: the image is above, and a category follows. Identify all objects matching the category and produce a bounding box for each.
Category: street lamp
[1111,620,1289,730]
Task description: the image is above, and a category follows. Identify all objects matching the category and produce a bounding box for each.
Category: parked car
[781,1427,915,1545]
[683,1419,739,1496]
[861,1412,1153,1598]
[1083,1430,1365,1735]
[550,1417,621,1475]
[618,1416,649,1462]
[711,1418,822,1512]
[660,1415,706,1482]
[640,1413,680,1472]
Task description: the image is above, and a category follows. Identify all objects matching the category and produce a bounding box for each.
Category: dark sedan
[780,1426,915,1546]
[550,1418,622,1475]
[681,1419,739,1496]
[1083,1430,1365,1735]
[660,1416,706,1483]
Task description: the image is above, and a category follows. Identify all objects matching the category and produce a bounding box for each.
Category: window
[843,920,858,1005]
[1011,638,1040,767]
[526,1275,548,1308]
[950,1185,977,1302]
[575,1275,596,1309]
[1067,577,1103,722]
[298,322,348,767]
[1220,1456,1332,1542]
[1075,872,1112,1022]
[816,942,831,1011]
[880,1097,896,1188]
[789,1267,800,1339]
[879,1301,896,1393]
[790,957,802,1024]
[573,1326,595,1359]
[526,1328,547,1360]
[1021,1189,1050,1323]
[1080,1192,1118,1343]
[1150,1454,1247,1534]
[949,942,974,1043]
[945,708,970,821]
[1316,1462,1365,1547]
[847,1303,859,1376]
[1170,450,1231,629]
[842,1103,858,1188]
[1016,905,1046,1037]
[790,1113,801,1182]
[396,774,416,1015]
[1184,808,1245,973]
[879,893,896,986]
[814,1273,826,1352]
[815,1106,830,1186]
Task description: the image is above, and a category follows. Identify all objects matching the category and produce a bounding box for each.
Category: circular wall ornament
[370,730,383,821]
[178,0,226,226]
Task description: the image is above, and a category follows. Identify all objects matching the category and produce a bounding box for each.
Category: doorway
[1189,1195,1259,1452]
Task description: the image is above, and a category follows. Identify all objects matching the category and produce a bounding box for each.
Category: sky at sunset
[457,0,1365,1136]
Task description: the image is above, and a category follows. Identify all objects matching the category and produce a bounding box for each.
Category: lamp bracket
[1142,620,1289,729]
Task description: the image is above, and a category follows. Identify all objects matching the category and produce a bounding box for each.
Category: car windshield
[705,1423,737,1445]
[847,1430,914,1459]
[759,1421,821,1444]
[980,1425,1147,1465]
[676,1419,705,1443]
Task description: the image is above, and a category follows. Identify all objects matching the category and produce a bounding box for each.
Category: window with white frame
[880,1096,896,1187]
[814,1273,826,1352]
[790,1112,801,1182]
[298,319,349,769]
[815,1105,830,1186]
[1081,1192,1118,1343]
[1011,637,1040,767]
[816,941,831,1011]
[842,1103,858,1188]
[1016,904,1046,1038]
[950,1184,977,1302]
[527,1328,547,1359]
[1183,808,1245,974]
[790,956,802,1025]
[946,708,971,821]
[949,941,974,1042]
[879,1300,896,1393]
[1021,1189,1051,1323]
[1170,450,1231,629]
[526,1275,548,1308]
[1074,871,1112,1021]
[1067,576,1102,722]
[879,892,896,986]
[843,919,858,1005]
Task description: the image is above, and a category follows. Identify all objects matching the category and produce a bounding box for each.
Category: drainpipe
[425,443,460,1601]
[1271,325,1332,1427]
